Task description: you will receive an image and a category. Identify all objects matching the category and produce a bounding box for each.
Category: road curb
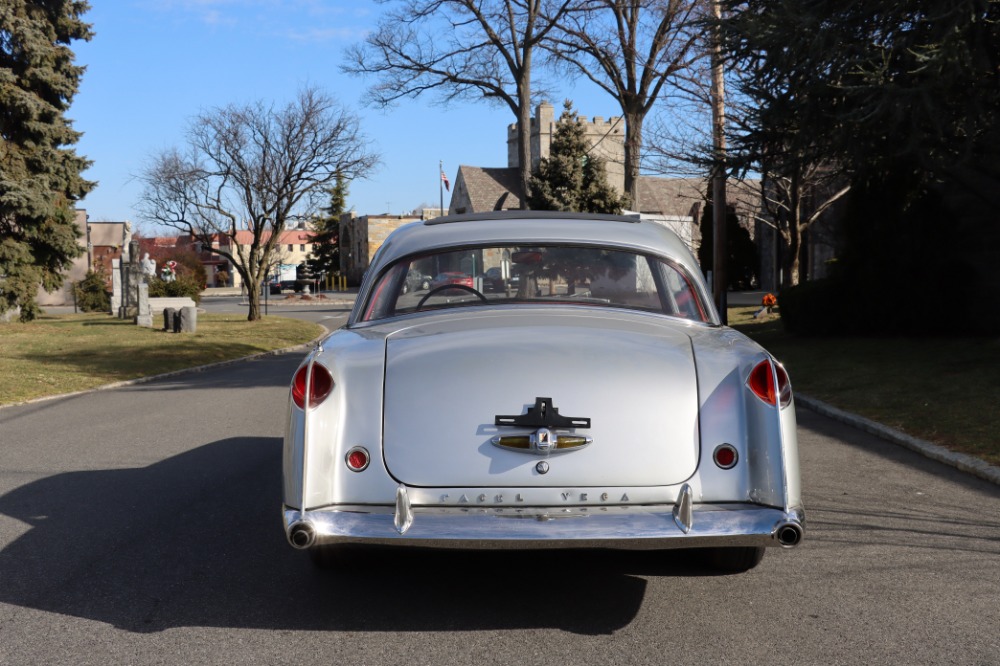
[797,394,1000,487]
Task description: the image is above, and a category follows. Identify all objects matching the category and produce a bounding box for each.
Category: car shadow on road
[0,436,721,637]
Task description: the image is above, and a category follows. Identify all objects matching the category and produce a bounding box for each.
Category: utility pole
[710,0,728,324]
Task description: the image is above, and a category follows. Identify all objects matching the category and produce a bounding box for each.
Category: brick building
[338,212,444,285]
[34,211,132,306]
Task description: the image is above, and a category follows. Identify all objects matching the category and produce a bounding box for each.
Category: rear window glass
[360,245,711,323]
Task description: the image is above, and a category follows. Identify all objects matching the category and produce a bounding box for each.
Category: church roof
[635,177,761,220]
[452,166,760,223]
[454,166,523,213]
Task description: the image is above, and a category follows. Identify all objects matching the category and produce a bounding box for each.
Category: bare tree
[758,163,850,287]
[344,0,578,206]
[541,0,704,208]
[136,88,378,320]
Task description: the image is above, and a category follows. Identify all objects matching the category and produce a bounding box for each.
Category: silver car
[283,211,804,572]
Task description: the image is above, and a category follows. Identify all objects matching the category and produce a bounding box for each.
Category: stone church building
[342,101,786,287]
[446,101,762,260]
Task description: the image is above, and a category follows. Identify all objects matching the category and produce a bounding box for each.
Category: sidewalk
[202,286,358,306]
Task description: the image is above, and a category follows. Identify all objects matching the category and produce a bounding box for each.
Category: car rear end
[281,212,803,570]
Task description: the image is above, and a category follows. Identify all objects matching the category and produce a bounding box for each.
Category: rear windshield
[360,244,712,323]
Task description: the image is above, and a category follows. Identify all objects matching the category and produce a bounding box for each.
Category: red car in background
[429,271,473,290]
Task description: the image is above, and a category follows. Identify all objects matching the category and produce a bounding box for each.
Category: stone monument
[140,253,156,281]
[118,239,141,319]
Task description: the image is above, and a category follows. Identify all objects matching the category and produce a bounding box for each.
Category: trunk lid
[382,310,700,488]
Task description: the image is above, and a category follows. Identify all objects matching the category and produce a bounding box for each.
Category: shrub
[778,279,857,336]
[73,271,111,312]
[147,275,203,304]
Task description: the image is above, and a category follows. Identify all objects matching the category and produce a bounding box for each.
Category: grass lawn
[0,313,323,407]
[730,306,1000,467]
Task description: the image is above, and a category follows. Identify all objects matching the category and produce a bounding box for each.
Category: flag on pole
[440,169,450,192]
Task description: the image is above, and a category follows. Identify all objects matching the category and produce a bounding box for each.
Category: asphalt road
[2,304,999,665]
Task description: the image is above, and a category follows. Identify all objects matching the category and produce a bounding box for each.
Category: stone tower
[507,101,626,195]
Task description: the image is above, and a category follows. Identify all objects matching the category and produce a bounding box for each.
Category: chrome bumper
[284,493,805,551]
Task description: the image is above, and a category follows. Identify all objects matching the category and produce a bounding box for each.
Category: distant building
[189,228,320,289]
[447,101,762,260]
[507,101,626,192]
[339,211,445,285]
[448,167,523,214]
[35,211,132,306]
[340,102,769,283]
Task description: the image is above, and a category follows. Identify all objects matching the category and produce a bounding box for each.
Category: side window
[362,263,406,321]
[660,263,706,321]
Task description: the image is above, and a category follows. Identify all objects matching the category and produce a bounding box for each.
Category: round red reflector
[346,447,369,472]
[714,444,738,469]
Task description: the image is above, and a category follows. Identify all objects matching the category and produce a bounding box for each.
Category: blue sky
[70,0,613,228]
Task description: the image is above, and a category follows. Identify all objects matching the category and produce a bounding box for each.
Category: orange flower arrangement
[762,293,777,308]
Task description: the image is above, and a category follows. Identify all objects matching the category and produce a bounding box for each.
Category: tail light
[292,361,334,409]
[747,359,791,408]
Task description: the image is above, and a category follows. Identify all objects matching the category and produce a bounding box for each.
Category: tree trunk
[784,220,802,288]
[623,109,643,210]
[236,263,264,321]
[784,170,802,287]
[246,276,262,321]
[709,0,727,320]
[516,72,533,209]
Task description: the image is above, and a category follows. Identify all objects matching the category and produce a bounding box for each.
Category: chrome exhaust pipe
[775,522,803,547]
[288,521,316,549]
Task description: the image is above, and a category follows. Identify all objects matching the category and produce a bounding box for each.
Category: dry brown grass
[0,313,322,406]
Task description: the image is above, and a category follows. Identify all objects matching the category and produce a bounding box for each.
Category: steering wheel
[416,283,488,309]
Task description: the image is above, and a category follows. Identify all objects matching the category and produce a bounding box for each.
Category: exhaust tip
[775,522,803,547]
[288,522,316,550]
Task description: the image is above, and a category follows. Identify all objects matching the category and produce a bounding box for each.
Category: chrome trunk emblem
[490,429,593,455]
[534,428,555,453]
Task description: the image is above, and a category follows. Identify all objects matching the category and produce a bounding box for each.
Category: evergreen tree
[0,1,94,322]
[722,0,1000,191]
[307,174,348,279]
[721,0,1000,331]
[528,101,628,214]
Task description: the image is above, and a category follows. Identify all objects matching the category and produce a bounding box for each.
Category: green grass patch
[731,306,1000,467]
[0,313,323,407]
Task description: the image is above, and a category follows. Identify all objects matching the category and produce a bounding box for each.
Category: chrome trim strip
[283,502,804,551]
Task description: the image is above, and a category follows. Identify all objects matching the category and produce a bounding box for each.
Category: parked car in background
[401,269,431,294]
[482,266,520,292]
[283,211,804,573]
[428,271,473,292]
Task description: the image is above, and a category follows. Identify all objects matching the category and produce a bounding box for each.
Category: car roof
[369,211,698,271]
